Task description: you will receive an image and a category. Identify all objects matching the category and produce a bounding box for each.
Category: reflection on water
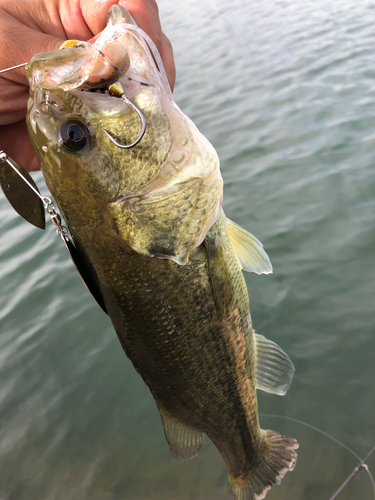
[1,0,375,498]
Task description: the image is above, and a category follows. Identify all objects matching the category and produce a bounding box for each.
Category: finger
[0,10,65,125]
[78,0,161,40]
[0,121,40,171]
[120,0,163,53]
[0,8,66,83]
[77,0,175,90]
[0,81,28,124]
[161,32,176,91]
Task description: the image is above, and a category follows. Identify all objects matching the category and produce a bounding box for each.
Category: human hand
[0,0,175,171]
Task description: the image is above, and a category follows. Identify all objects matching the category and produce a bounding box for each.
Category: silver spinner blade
[0,155,45,229]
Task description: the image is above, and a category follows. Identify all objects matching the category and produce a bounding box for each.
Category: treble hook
[103,86,147,149]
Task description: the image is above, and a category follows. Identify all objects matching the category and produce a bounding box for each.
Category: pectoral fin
[254,333,295,396]
[158,406,204,461]
[227,218,272,275]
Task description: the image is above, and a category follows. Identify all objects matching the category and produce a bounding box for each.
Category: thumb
[0,7,66,124]
[0,9,65,84]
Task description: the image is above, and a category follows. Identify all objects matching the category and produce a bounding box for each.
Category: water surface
[1,0,375,499]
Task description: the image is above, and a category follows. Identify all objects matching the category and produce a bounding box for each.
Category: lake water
[1,0,375,499]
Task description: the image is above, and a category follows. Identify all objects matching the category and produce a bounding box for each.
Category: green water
[1,0,375,499]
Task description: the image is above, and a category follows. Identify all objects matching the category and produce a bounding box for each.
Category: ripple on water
[1,1,375,499]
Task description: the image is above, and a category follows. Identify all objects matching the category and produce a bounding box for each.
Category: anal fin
[158,406,204,461]
[254,333,295,396]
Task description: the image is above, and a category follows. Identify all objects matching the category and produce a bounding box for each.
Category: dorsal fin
[254,333,295,396]
[158,406,204,461]
[227,218,272,275]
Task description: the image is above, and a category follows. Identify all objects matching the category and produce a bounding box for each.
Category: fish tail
[229,430,298,500]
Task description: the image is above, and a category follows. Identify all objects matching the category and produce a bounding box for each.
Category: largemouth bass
[24,6,298,499]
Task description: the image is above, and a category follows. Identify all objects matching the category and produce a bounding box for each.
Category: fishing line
[0,62,27,74]
[329,445,375,500]
[0,50,153,88]
[260,413,375,499]
[95,48,152,87]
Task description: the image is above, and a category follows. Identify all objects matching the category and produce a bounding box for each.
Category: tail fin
[229,431,298,500]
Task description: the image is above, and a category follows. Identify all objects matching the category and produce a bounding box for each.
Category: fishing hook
[103,94,146,149]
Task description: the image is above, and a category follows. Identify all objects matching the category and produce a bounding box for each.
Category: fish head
[26,5,223,264]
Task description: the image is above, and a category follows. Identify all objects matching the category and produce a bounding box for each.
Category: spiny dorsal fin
[158,406,204,461]
[227,218,272,275]
[254,333,295,396]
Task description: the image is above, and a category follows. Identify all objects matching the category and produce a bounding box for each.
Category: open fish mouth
[82,86,110,94]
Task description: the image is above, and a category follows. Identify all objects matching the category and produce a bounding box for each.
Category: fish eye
[60,120,89,151]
